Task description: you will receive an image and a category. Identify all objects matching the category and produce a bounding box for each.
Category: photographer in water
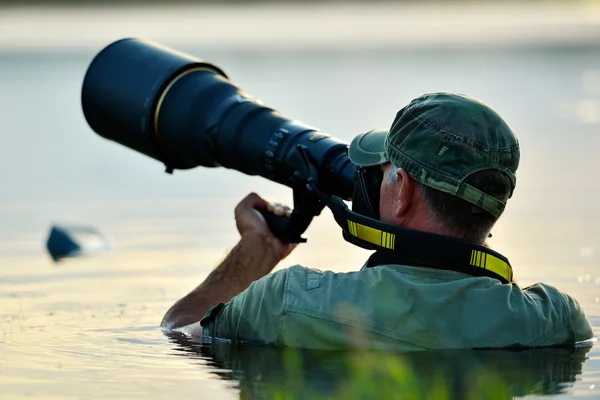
[161,93,593,350]
[81,39,593,350]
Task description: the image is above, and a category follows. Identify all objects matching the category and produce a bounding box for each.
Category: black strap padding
[321,192,512,284]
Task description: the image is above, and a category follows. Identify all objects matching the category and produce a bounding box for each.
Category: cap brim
[348,129,389,166]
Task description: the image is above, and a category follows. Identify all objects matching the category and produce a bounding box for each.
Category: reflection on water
[169,333,592,400]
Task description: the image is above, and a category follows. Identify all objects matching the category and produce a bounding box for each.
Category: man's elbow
[160,311,189,330]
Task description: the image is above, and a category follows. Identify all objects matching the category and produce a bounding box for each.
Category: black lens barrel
[81,38,356,199]
[82,38,227,165]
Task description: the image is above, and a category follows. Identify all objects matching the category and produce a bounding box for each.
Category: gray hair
[385,163,511,243]
[386,164,398,184]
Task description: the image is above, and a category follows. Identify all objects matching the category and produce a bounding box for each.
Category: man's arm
[161,193,296,330]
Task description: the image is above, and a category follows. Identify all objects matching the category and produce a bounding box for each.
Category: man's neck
[402,215,485,245]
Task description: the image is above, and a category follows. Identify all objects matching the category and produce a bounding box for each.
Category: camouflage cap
[348,93,520,217]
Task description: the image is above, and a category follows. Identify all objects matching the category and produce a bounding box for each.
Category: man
[162,93,594,350]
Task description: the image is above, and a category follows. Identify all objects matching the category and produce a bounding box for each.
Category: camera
[80,38,514,284]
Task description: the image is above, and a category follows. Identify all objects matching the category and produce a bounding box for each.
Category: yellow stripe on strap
[347,221,356,236]
[347,221,395,250]
[484,253,512,282]
[469,250,512,282]
[347,221,512,282]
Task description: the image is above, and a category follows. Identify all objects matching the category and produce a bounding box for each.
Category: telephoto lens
[81,38,356,199]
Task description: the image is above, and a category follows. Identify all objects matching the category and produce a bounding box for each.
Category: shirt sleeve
[200,267,290,344]
[562,290,595,344]
[524,283,594,346]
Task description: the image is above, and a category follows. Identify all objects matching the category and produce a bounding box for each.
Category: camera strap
[323,192,513,283]
[293,145,513,284]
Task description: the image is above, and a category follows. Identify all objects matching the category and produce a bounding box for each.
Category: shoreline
[1,2,600,52]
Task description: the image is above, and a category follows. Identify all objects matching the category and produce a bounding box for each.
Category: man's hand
[234,192,297,262]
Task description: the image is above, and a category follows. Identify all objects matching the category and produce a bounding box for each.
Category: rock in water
[46,225,108,261]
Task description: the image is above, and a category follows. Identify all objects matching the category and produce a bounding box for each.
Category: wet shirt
[195,265,594,350]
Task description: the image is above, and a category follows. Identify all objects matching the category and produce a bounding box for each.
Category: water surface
[1,21,600,399]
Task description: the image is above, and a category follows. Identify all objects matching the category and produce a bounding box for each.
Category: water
[2,5,600,399]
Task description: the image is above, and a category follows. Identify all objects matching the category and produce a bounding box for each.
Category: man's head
[349,93,520,243]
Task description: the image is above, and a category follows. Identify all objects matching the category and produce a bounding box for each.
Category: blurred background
[1,1,600,399]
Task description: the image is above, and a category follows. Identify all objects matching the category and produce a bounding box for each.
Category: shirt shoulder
[520,282,594,345]
[280,266,595,349]
[200,266,304,344]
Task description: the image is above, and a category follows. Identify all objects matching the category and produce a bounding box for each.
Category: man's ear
[396,168,414,219]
